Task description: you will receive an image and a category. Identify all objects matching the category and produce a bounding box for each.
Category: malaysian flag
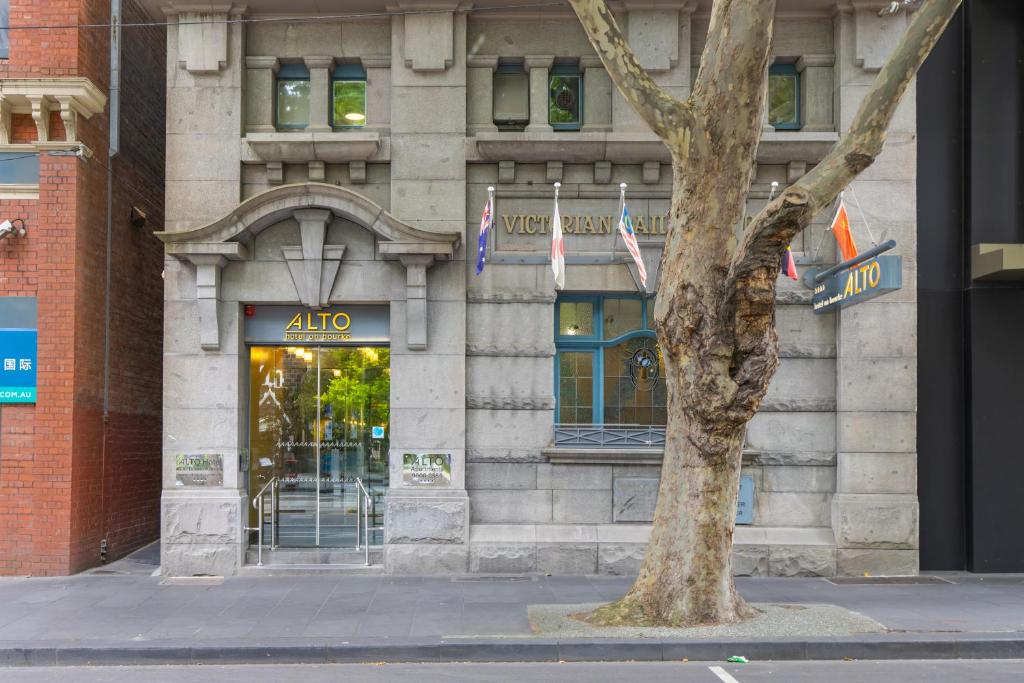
[475,188,494,275]
[618,204,647,288]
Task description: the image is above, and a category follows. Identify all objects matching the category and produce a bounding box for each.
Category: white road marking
[708,665,742,683]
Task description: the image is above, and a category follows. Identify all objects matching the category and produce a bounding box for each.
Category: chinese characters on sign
[402,452,452,488]
[0,297,37,404]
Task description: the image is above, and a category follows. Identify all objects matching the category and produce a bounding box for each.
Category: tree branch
[567,0,696,148]
[730,0,962,281]
[692,0,776,139]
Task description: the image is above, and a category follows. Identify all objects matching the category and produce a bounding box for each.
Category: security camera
[0,219,27,241]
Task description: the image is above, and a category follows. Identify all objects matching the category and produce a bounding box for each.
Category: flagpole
[552,182,565,290]
[487,185,495,256]
[610,182,626,262]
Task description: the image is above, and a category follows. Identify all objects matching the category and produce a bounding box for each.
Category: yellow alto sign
[811,255,902,314]
[284,312,352,341]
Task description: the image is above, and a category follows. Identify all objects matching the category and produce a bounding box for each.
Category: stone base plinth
[161,488,245,577]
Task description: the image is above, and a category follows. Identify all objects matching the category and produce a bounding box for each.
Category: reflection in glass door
[248,346,389,547]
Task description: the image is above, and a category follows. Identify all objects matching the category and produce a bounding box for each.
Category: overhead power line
[0,1,568,32]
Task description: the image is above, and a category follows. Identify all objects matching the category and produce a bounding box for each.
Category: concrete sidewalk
[0,547,1022,666]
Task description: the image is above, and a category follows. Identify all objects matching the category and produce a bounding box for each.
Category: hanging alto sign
[808,240,902,314]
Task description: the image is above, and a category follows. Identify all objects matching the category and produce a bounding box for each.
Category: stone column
[362,56,392,133]
[244,57,279,133]
[304,56,335,133]
[524,55,553,133]
[164,2,243,231]
[798,54,836,132]
[831,5,919,577]
[467,56,498,135]
[581,56,611,132]
[385,6,470,573]
[162,254,246,576]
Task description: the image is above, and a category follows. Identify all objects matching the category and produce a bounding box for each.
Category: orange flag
[830,199,859,262]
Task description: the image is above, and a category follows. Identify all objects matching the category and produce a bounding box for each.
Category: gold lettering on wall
[498,214,668,237]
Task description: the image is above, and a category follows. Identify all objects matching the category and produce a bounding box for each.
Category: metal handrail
[244,476,278,567]
[354,478,377,566]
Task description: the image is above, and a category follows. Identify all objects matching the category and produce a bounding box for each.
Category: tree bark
[568,0,962,627]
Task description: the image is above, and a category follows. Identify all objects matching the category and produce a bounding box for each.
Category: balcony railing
[553,424,665,448]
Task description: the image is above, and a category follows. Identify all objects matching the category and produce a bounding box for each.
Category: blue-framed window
[555,295,666,425]
[0,1,9,59]
[549,59,582,131]
[331,62,367,129]
[275,62,311,130]
[768,63,801,130]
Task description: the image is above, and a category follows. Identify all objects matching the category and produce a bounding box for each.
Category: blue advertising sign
[811,255,903,314]
[0,297,37,404]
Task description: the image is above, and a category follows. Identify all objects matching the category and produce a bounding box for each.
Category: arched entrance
[158,184,460,571]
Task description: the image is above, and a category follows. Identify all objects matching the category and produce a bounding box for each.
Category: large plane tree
[566,0,961,626]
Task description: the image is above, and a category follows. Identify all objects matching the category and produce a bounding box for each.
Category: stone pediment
[157,183,461,350]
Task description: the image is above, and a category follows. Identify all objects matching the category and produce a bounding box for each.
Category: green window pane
[277,79,310,128]
[602,337,665,425]
[603,299,643,340]
[333,80,366,127]
[769,73,798,128]
[557,351,593,423]
[558,301,594,337]
[646,298,655,329]
[549,74,581,127]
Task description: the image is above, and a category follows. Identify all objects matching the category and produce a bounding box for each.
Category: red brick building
[0,0,165,575]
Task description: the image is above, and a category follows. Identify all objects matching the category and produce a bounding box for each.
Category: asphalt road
[1,660,1023,682]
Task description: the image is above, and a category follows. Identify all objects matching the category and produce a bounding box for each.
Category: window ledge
[543,447,762,465]
[242,131,382,163]
[0,183,39,200]
[470,130,840,165]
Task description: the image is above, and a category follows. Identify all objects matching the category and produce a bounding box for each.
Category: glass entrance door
[248,346,389,547]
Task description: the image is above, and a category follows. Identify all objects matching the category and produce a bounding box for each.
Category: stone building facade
[151,0,920,577]
[0,0,166,575]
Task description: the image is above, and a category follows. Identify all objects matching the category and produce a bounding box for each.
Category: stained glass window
[555,295,665,426]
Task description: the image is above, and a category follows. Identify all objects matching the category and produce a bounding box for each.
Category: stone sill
[469,523,835,546]
[543,447,762,465]
[0,183,39,200]
[470,130,840,165]
[242,131,383,163]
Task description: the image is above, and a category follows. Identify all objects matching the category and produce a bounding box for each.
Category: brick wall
[0,0,165,575]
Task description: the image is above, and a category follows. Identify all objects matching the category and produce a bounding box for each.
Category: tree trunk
[587,155,770,628]
[567,0,963,629]
[587,382,756,626]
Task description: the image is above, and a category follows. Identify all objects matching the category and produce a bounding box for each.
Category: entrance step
[243,547,384,574]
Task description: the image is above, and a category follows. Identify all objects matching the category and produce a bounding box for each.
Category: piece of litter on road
[726,655,748,663]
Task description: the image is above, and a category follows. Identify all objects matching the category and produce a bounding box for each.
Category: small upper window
[276,63,310,130]
[768,62,801,130]
[331,62,367,128]
[0,1,9,59]
[493,60,529,131]
[549,60,582,131]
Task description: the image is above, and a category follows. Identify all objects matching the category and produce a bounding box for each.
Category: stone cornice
[0,78,106,117]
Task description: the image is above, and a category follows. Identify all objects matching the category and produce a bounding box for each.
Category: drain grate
[825,575,954,585]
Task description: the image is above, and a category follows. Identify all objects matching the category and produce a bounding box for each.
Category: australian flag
[475,194,493,275]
